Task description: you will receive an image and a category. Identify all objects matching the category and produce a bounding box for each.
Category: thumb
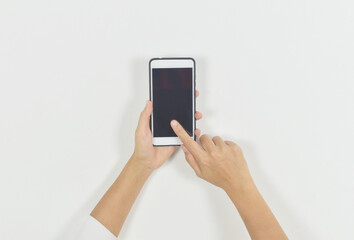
[137,100,152,132]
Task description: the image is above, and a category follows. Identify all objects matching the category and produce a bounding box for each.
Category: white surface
[0,0,353,239]
[77,216,116,240]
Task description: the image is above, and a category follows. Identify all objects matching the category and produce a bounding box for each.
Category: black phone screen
[152,68,193,137]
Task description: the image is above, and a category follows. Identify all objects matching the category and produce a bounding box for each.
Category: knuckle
[199,156,209,165]
[209,149,221,159]
[204,160,213,168]
[212,136,221,141]
[231,144,242,153]
[200,134,209,140]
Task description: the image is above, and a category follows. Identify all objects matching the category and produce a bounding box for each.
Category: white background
[1,0,353,239]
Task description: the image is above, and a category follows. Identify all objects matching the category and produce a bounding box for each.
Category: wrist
[128,155,154,177]
[223,174,257,198]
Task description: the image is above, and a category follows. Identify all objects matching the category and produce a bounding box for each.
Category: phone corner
[189,57,196,64]
[149,58,158,66]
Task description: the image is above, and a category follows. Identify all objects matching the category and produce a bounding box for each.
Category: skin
[91,91,287,239]
[91,91,202,237]
[171,120,288,240]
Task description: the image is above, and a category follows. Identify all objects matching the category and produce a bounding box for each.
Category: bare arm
[90,157,152,236]
[171,120,287,240]
[226,177,287,239]
[91,96,202,237]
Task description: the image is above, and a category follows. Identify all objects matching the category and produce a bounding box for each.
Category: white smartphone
[149,57,196,146]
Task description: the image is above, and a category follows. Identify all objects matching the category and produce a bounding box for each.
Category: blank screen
[152,68,193,137]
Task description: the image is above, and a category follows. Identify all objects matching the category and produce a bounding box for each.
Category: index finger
[170,120,204,157]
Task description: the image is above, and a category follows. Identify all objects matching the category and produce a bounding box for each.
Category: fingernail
[144,100,148,109]
[171,120,177,127]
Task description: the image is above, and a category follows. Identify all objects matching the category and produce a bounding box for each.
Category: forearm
[226,180,287,240]
[91,156,152,237]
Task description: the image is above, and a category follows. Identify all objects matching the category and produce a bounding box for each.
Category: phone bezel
[149,57,196,146]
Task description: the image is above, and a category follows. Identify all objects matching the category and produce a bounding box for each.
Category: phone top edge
[149,58,195,69]
[149,57,195,65]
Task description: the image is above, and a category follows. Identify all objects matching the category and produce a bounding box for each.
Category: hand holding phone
[130,57,200,171]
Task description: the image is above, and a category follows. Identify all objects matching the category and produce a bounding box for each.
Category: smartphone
[149,57,196,146]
